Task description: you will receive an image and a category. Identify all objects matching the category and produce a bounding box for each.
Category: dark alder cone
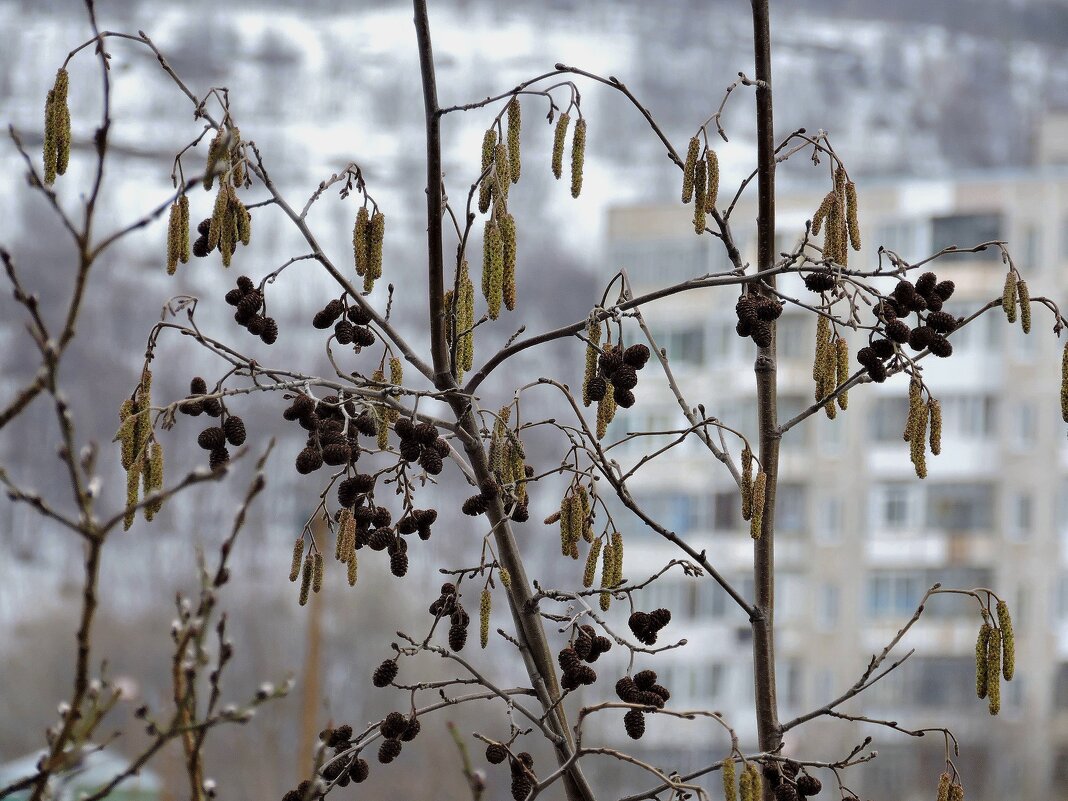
[414,508,437,526]
[180,400,204,416]
[926,294,944,312]
[190,376,208,394]
[395,438,420,462]
[908,325,936,351]
[615,676,639,703]
[774,784,800,801]
[649,684,671,702]
[353,326,376,347]
[587,636,612,662]
[387,535,407,556]
[327,724,352,747]
[514,752,534,770]
[198,427,226,450]
[434,437,450,458]
[573,630,592,661]
[756,296,784,321]
[479,480,500,500]
[638,689,666,708]
[448,623,468,651]
[935,280,955,301]
[351,473,376,493]
[915,271,937,297]
[874,300,899,321]
[208,447,230,470]
[400,717,421,742]
[372,506,392,527]
[312,309,335,329]
[295,447,323,474]
[751,320,773,348]
[763,765,782,789]
[348,758,369,783]
[389,550,409,577]
[192,236,210,258]
[247,315,266,336]
[322,761,345,782]
[322,443,351,466]
[397,515,418,535]
[234,306,256,326]
[394,418,416,440]
[377,738,402,764]
[354,506,375,526]
[202,397,223,417]
[511,503,530,522]
[612,365,639,391]
[417,525,432,541]
[223,416,246,446]
[411,422,436,445]
[354,411,378,437]
[623,709,646,740]
[613,386,636,409]
[796,775,822,795]
[856,346,878,367]
[236,275,255,293]
[649,607,672,629]
[735,318,753,338]
[893,280,916,305]
[735,294,759,324]
[558,647,581,672]
[561,669,582,691]
[462,494,488,516]
[197,218,212,236]
[629,612,651,638]
[929,335,953,358]
[225,288,244,306]
[623,343,651,369]
[298,413,320,432]
[372,659,398,687]
[587,376,607,402]
[781,761,800,779]
[451,605,470,628]
[572,664,597,685]
[347,304,373,325]
[419,449,443,475]
[369,528,394,551]
[904,291,928,313]
[803,272,836,293]
[237,291,263,317]
[886,319,911,344]
[510,775,532,801]
[866,360,888,383]
[870,339,894,360]
[381,711,407,739]
[927,311,958,334]
[633,669,657,690]
[486,743,508,764]
[334,320,355,344]
[599,346,624,378]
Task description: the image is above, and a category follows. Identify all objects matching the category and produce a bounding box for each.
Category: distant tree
[2,3,1061,801]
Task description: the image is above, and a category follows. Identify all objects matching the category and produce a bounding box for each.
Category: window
[651,325,704,365]
[867,571,924,618]
[776,484,807,534]
[1022,224,1041,272]
[940,395,996,438]
[871,484,918,530]
[1009,401,1036,449]
[876,220,923,263]
[870,398,909,442]
[778,573,807,622]
[777,660,803,707]
[817,582,840,629]
[777,315,809,361]
[708,319,737,361]
[926,483,994,531]
[930,213,1002,260]
[815,496,843,544]
[712,490,741,532]
[1007,492,1033,541]
[631,491,703,533]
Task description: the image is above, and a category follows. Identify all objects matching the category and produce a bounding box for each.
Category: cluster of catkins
[118,367,164,529]
[735,292,784,349]
[587,342,651,410]
[975,600,1015,716]
[224,275,278,344]
[628,608,671,645]
[557,624,611,691]
[313,298,377,348]
[429,582,471,651]
[764,761,823,800]
[681,135,720,234]
[394,417,448,476]
[935,771,967,801]
[615,669,671,740]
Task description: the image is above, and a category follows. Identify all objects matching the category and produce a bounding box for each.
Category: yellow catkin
[570,118,587,199]
[1017,279,1031,334]
[987,626,1001,715]
[312,552,324,595]
[494,142,511,201]
[551,113,570,180]
[1002,271,1018,324]
[928,399,942,456]
[235,197,251,247]
[845,180,861,251]
[833,166,849,266]
[55,98,70,178]
[298,553,312,606]
[823,335,838,420]
[596,390,616,440]
[118,398,136,471]
[136,369,153,460]
[204,128,225,191]
[811,191,835,237]
[814,314,831,400]
[178,194,190,264]
[44,86,58,184]
[566,491,583,558]
[479,128,497,213]
[500,212,518,311]
[583,537,602,588]
[681,136,700,203]
[365,211,385,292]
[996,600,1015,681]
[1061,342,1068,423]
[936,772,952,801]
[705,149,719,212]
[577,485,592,543]
[904,376,922,442]
[480,588,491,649]
[693,156,707,234]
[143,441,164,521]
[167,202,181,275]
[124,461,140,532]
[498,567,511,589]
[207,184,228,252]
[836,337,850,410]
[948,783,964,801]
[219,190,237,267]
[599,543,615,611]
[511,443,527,504]
[975,622,991,699]
[289,538,305,582]
[721,757,736,801]
[611,530,624,584]
[43,69,69,185]
[750,472,767,539]
[346,550,358,587]
[559,494,576,557]
[390,356,403,386]
[228,125,244,185]
[335,509,352,561]
[457,261,476,374]
[909,393,929,479]
[353,206,370,277]
[582,319,603,407]
[738,764,752,801]
[740,445,754,521]
[483,220,503,319]
[507,96,521,183]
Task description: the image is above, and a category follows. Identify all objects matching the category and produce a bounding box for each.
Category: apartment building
[594,168,1068,800]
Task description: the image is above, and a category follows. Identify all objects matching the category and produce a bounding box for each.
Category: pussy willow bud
[836,337,850,410]
[987,625,1001,715]
[570,118,587,199]
[596,390,616,440]
[845,180,861,251]
[1017,279,1031,334]
[479,128,497,213]
[298,553,312,606]
[1002,271,1018,324]
[721,757,736,801]
[705,149,719,212]
[353,206,370,277]
[681,136,700,203]
[583,537,602,588]
[693,156,707,234]
[741,445,754,520]
[507,96,521,183]
[750,472,767,539]
[501,212,517,311]
[976,621,991,699]
[928,399,942,456]
[483,220,504,320]
[551,113,570,180]
[582,319,603,407]
[289,538,305,582]
[480,588,491,649]
[811,191,835,237]
[996,600,1015,681]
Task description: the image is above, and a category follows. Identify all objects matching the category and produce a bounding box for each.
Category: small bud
[551,113,570,180]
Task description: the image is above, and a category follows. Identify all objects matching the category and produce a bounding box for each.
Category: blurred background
[1,1,1067,799]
